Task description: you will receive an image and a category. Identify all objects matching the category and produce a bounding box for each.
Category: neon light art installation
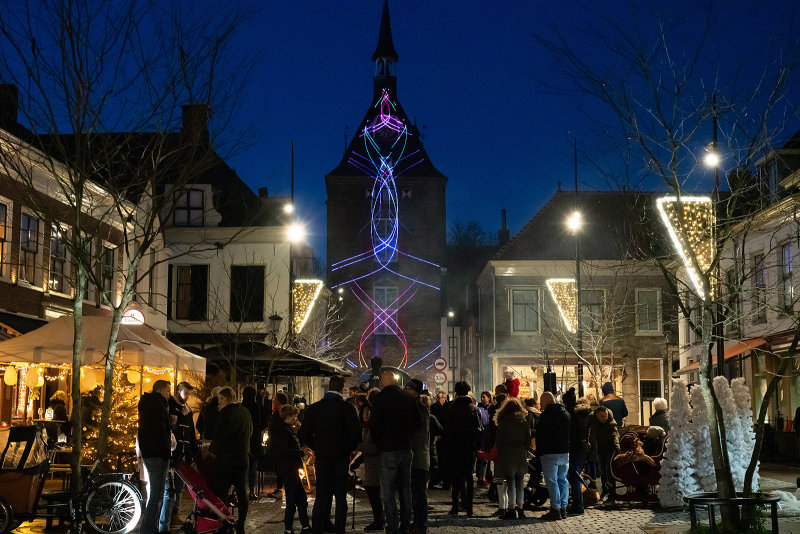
[656,196,714,299]
[331,88,439,368]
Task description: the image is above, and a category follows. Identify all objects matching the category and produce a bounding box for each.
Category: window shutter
[167,265,173,319]
[191,265,208,320]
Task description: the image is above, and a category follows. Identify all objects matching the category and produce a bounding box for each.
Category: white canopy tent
[0,316,206,376]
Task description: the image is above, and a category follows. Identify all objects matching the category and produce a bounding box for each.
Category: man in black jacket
[159,381,197,531]
[370,371,421,534]
[562,388,590,515]
[137,380,172,534]
[536,391,571,521]
[299,376,360,534]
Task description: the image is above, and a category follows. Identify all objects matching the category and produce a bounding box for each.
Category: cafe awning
[0,316,206,375]
[676,338,767,375]
[201,341,349,378]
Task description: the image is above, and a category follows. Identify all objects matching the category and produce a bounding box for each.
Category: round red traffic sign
[433,358,447,371]
[434,371,447,384]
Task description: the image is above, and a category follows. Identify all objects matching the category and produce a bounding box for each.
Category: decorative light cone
[3,366,17,386]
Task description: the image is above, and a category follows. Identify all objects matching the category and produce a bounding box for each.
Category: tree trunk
[699,309,739,532]
[97,304,125,456]
[70,266,86,490]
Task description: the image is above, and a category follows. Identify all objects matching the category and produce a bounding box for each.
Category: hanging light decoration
[25,367,41,388]
[3,365,17,386]
[127,369,141,384]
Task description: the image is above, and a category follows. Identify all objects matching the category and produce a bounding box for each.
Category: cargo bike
[0,425,142,533]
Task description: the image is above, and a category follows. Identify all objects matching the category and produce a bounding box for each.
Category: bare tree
[536,2,800,529]
[0,0,253,487]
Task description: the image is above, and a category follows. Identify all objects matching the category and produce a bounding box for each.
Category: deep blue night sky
[224,1,799,259]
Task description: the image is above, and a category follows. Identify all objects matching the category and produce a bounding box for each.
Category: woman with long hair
[494,397,532,520]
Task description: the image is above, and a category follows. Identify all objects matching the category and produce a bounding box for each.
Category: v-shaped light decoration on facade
[656,196,715,300]
[546,278,577,333]
[292,279,325,334]
[329,88,440,368]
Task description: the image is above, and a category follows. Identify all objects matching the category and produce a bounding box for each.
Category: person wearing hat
[159,381,198,532]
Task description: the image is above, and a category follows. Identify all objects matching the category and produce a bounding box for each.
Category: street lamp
[705,91,725,378]
[283,203,294,214]
[567,210,584,397]
[447,310,456,380]
[286,221,306,348]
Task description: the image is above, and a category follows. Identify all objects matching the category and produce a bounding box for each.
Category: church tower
[326,1,446,383]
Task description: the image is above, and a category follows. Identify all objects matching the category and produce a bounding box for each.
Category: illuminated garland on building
[656,196,715,299]
[330,88,440,367]
[293,279,324,334]
[546,278,578,333]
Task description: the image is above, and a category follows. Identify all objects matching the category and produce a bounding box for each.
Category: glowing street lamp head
[447,310,454,318]
[704,151,720,168]
[566,211,582,233]
[283,203,294,214]
[287,222,306,243]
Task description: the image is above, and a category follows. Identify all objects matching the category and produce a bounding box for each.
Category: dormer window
[173,189,204,227]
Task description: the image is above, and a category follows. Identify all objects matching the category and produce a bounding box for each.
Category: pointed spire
[372,0,398,63]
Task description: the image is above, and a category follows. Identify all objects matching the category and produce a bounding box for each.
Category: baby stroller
[173,462,236,534]
[523,448,549,508]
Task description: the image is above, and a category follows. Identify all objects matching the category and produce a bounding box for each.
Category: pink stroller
[173,461,236,534]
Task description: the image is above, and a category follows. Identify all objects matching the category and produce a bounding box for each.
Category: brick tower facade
[326,1,446,386]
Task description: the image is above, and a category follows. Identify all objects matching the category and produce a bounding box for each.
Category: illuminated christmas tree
[82,366,138,470]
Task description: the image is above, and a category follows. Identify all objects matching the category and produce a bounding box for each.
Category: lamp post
[447,310,456,379]
[286,221,306,347]
[704,92,725,378]
[568,139,584,397]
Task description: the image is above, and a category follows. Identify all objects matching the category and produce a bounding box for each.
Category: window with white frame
[49,224,68,293]
[511,288,539,333]
[175,265,208,320]
[101,246,116,303]
[373,285,398,334]
[581,289,605,333]
[172,189,204,227]
[753,253,766,322]
[19,213,39,284]
[636,289,661,333]
[0,201,7,278]
[780,243,793,312]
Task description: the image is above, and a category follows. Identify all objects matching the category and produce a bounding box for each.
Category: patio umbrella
[201,340,349,378]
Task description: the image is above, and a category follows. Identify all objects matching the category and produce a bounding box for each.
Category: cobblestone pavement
[12,476,800,533]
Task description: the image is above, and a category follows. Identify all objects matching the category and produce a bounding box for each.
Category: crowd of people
[136,372,670,534]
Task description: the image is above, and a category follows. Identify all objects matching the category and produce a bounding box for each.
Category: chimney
[498,209,510,246]
[258,187,269,198]
[0,84,18,124]
[181,104,209,146]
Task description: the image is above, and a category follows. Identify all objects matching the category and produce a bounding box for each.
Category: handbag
[476,445,498,462]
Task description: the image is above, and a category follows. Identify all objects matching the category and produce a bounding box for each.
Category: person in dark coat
[494,397,532,520]
[210,387,253,534]
[562,389,591,515]
[429,390,451,489]
[648,397,670,434]
[600,382,628,428]
[264,391,289,499]
[49,390,70,441]
[241,386,262,500]
[356,391,383,532]
[196,386,221,441]
[443,381,482,516]
[424,395,443,492]
[160,381,198,531]
[137,380,172,534]
[370,371,421,534]
[404,379,432,533]
[299,376,360,534]
[81,385,103,428]
[536,391,571,521]
[273,404,311,534]
[588,406,620,501]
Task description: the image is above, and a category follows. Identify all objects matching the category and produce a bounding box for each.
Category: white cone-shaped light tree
[731,378,759,491]
[658,378,699,507]
[690,385,718,492]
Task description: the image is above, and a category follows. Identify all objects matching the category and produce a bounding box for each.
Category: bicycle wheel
[0,500,12,534]
[83,480,142,534]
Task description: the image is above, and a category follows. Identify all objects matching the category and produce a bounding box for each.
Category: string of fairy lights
[330,88,440,368]
[546,278,578,333]
[656,196,715,299]
[292,279,325,334]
